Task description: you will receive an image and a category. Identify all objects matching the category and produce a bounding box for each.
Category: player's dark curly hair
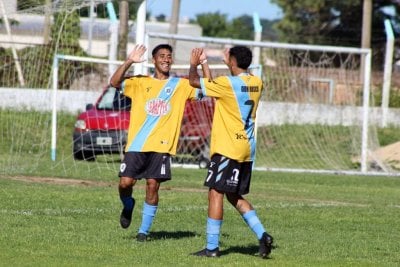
[152,44,173,57]
[229,46,252,69]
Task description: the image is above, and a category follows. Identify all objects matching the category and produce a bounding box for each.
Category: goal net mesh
[1,0,399,178]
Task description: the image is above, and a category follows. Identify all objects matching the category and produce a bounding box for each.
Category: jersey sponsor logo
[145,98,170,116]
[235,132,248,140]
[241,85,259,92]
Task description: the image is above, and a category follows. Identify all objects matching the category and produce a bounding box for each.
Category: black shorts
[119,152,171,181]
[204,154,253,195]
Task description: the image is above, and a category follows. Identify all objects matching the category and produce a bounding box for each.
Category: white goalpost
[3,0,400,177]
[145,32,376,175]
[50,53,262,166]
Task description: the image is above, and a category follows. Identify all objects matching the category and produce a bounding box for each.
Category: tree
[195,12,278,40]
[118,0,129,60]
[226,15,254,40]
[50,4,81,50]
[196,12,229,37]
[271,0,400,68]
[48,1,89,89]
[80,1,141,21]
[17,0,45,9]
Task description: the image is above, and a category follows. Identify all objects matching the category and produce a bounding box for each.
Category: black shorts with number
[119,152,171,181]
[204,154,253,195]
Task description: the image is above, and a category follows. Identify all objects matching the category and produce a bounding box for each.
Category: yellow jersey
[122,76,200,155]
[200,74,263,162]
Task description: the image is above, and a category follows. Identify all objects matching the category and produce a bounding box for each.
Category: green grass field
[1,168,399,266]
[2,108,400,178]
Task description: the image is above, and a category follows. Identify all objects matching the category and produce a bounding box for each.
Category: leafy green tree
[0,1,106,89]
[195,12,278,40]
[20,1,88,89]
[17,0,45,9]
[50,6,81,49]
[271,0,400,68]
[226,15,254,40]
[196,12,229,37]
[79,0,141,21]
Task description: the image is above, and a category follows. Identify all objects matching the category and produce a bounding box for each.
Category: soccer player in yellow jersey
[110,44,204,242]
[188,46,274,258]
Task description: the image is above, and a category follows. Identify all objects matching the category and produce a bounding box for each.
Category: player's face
[152,48,173,76]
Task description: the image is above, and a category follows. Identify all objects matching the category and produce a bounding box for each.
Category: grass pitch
[1,168,399,266]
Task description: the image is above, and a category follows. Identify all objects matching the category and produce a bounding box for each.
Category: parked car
[72,85,213,168]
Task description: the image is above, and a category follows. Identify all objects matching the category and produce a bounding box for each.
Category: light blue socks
[138,202,158,235]
[206,217,222,250]
[242,210,266,240]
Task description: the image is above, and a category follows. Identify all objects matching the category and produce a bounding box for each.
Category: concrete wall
[2,88,400,126]
[0,88,99,114]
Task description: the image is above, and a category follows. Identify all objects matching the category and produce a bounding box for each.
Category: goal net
[146,33,400,176]
[1,0,399,178]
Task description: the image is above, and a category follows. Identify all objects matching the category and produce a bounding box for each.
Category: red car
[72,85,213,168]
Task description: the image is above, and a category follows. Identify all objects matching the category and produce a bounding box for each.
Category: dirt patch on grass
[372,141,400,170]
[4,176,115,187]
[0,175,207,193]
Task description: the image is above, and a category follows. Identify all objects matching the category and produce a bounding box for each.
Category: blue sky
[146,0,283,21]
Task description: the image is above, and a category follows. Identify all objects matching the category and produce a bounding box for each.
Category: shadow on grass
[149,230,197,240]
[220,245,258,257]
[219,244,276,258]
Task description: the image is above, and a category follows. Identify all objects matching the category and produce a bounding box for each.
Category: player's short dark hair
[152,44,173,57]
[229,46,253,69]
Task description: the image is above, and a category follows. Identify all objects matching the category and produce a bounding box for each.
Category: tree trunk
[118,0,129,60]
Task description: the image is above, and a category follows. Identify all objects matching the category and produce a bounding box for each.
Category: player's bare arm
[189,48,203,88]
[199,48,212,80]
[110,44,147,88]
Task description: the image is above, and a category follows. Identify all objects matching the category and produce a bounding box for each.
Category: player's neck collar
[238,72,250,76]
[152,74,170,80]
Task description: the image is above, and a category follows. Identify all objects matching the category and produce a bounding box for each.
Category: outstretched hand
[127,44,147,63]
[190,48,203,66]
[199,49,207,63]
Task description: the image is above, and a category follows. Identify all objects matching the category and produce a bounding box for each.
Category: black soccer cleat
[191,247,220,257]
[136,233,147,242]
[120,197,135,229]
[259,232,274,259]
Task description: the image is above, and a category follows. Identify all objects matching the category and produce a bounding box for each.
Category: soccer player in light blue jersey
[188,46,274,258]
[110,44,206,242]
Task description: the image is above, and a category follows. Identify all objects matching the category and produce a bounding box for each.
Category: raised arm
[199,49,212,80]
[189,48,211,88]
[109,44,147,88]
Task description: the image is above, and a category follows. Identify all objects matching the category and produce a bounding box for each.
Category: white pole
[252,12,262,66]
[106,1,118,77]
[381,19,394,128]
[251,14,262,167]
[144,33,149,75]
[0,0,25,86]
[134,0,147,75]
[51,55,59,161]
[360,50,372,173]
[87,0,95,54]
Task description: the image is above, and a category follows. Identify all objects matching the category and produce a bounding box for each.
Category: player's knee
[119,176,134,189]
[146,179,160,191]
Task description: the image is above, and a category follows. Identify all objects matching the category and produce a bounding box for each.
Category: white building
[0,2,202,63]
